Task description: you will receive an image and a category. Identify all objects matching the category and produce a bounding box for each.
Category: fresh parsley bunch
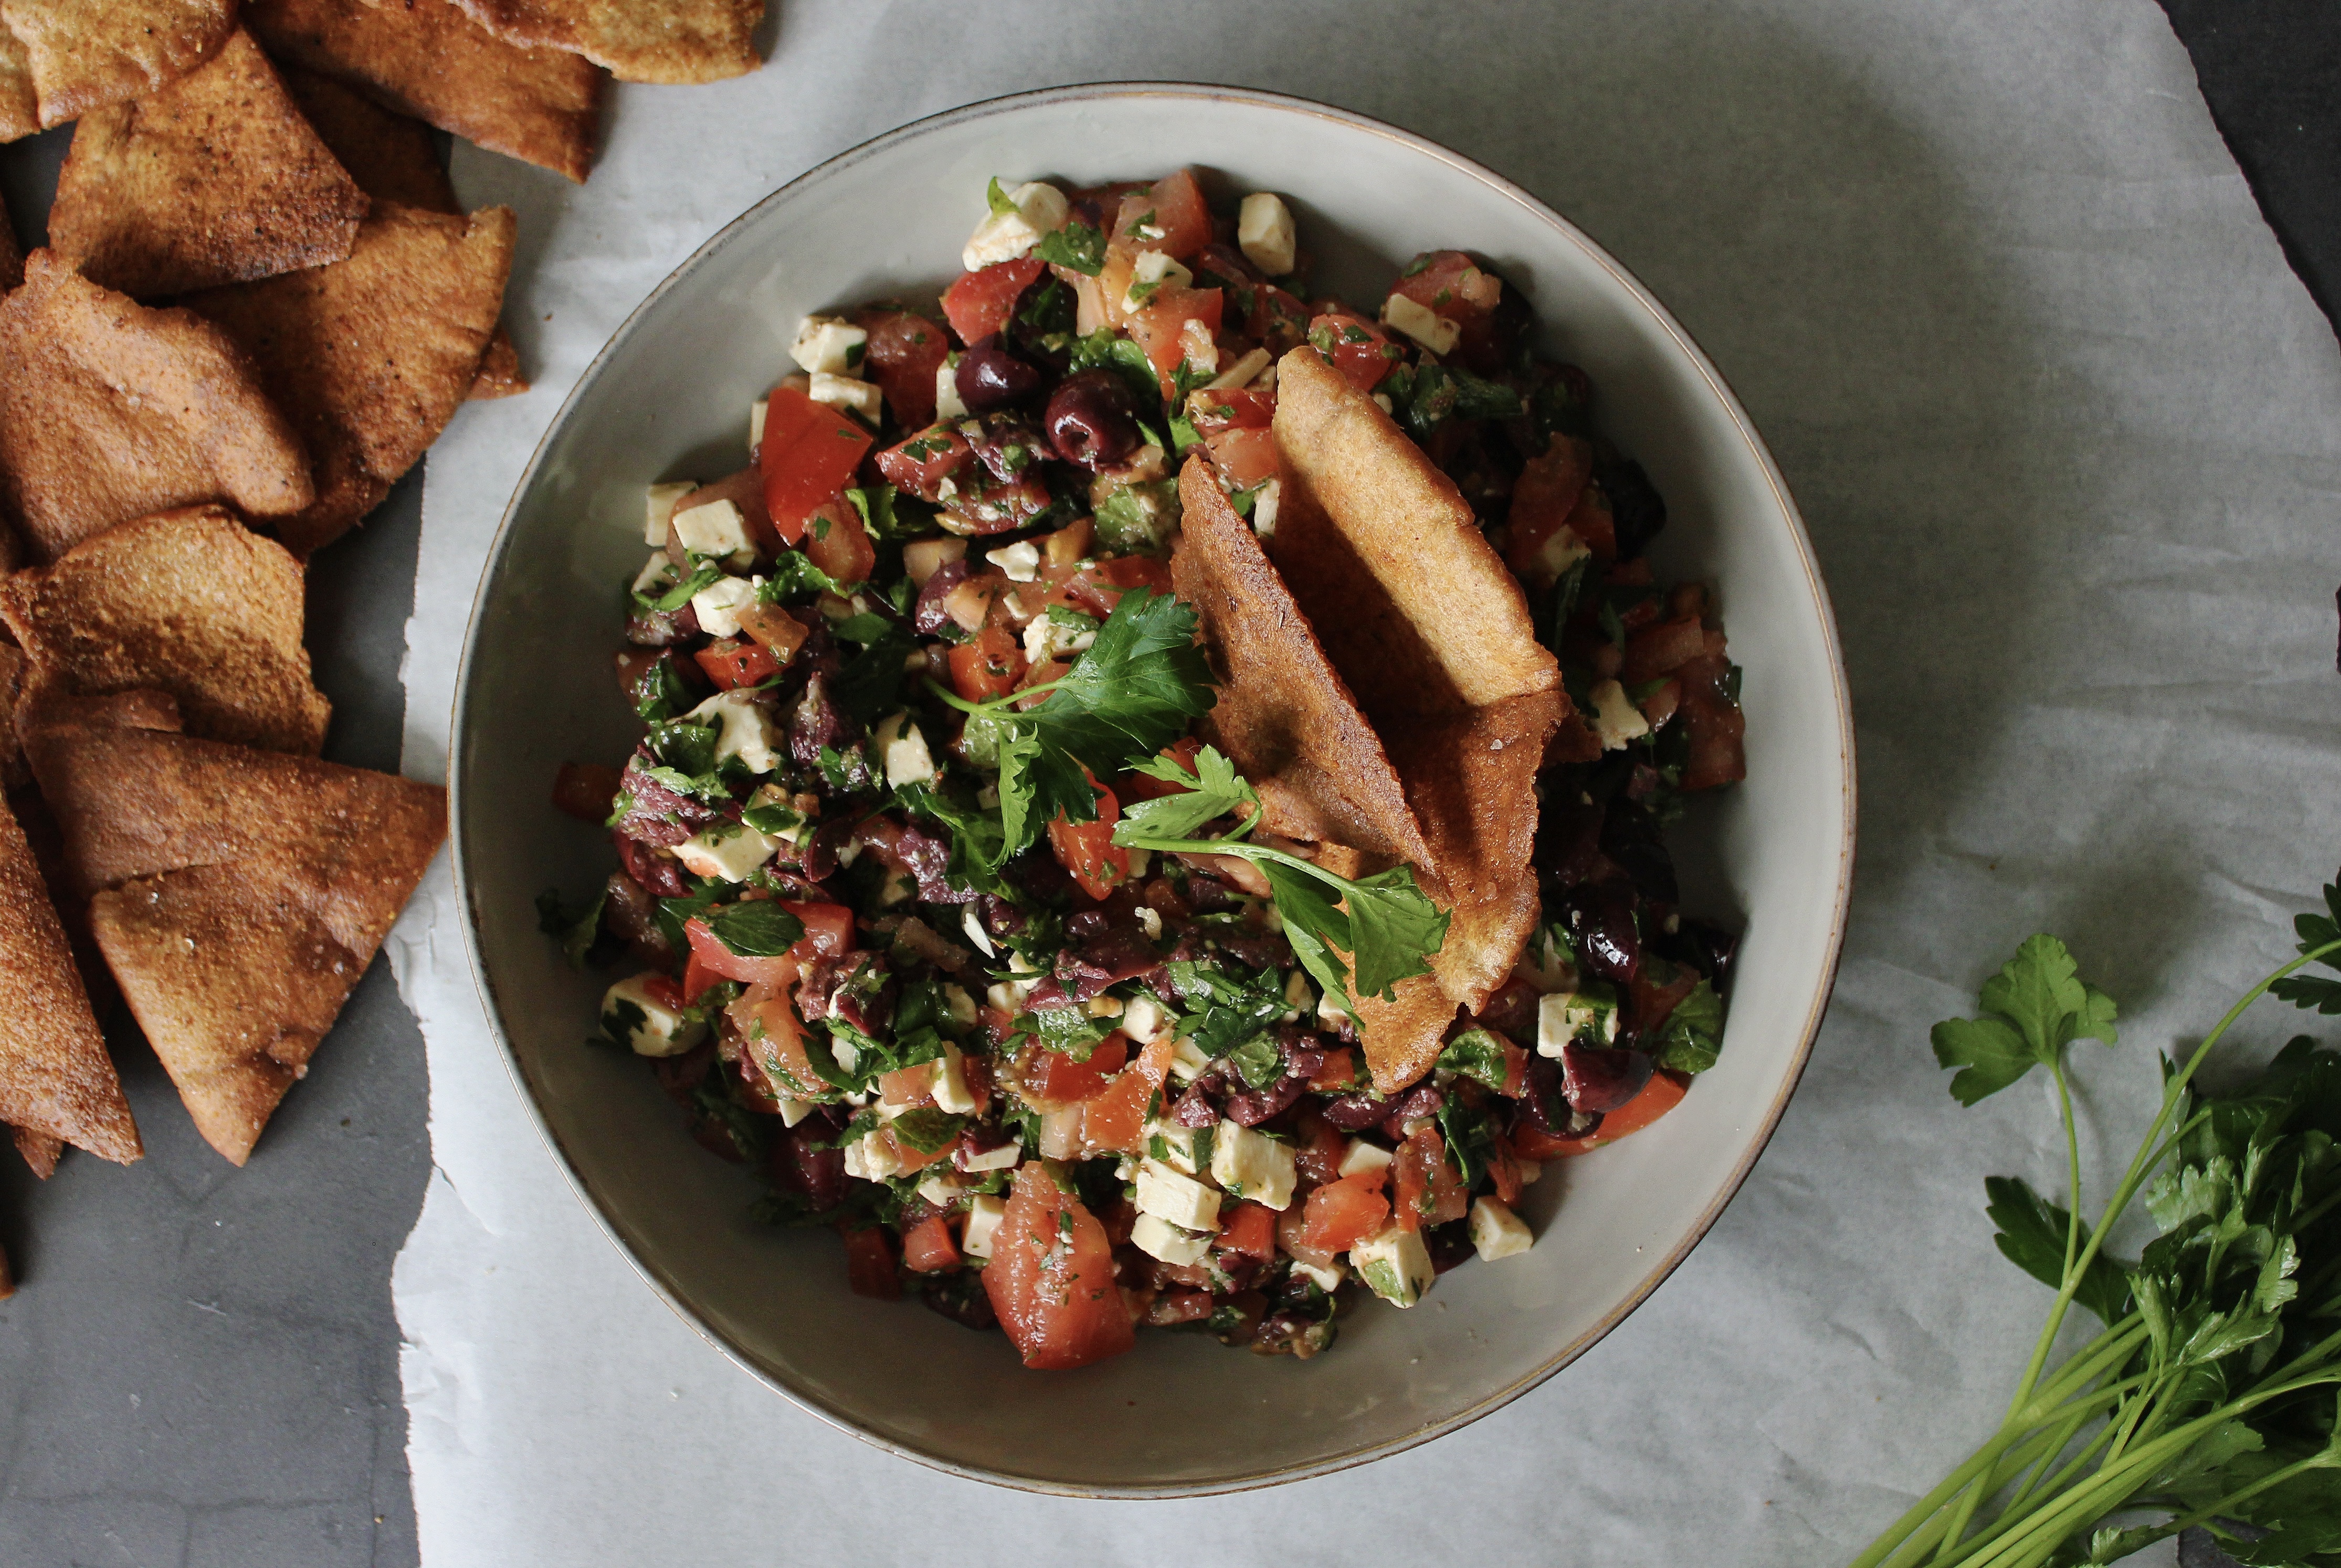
[1850,882,2341,1568]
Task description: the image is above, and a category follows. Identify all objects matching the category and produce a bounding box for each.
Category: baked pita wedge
[445,0,761,84]
[0,184,20,288]
[0,26,34,142]
[246,0,603,183]
[24,715,444,1164]
[278,62,456,212]
[187,203,517,555]
[47,27,370,298]
[0,251,313,565]
[0,0,236,130]
[0,788,141,1168]
[0,504,331,754]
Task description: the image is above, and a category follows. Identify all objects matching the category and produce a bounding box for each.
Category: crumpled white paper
[393,0,2341,1562]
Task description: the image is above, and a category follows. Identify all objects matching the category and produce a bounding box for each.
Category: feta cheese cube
[808,372,882,423]
[1135,1158,1223,1232]
[1130,1212,1214,1267]
[775,1096,813,1128]
[1338,1139,1394,1179]
[749,397,768,452]
[962,179,1070,271]
[599,972,704,1057]
[1292,1256,1345,1292]
[916,1170,973,1207]
[1022,611,1096,664]
[931,1044,980,1115]
[689,574,759,638]
[1589,678,1651,750]
[1204,346,1273,390]
[1351,1223,1436,1307]
[1121,249,1193,314]
[959,1138,1022,1173]
[791,315,867,376]
[1515,1157,1544,1188]
[961,1193,1007,1258]
[1535,987,1622,1056]
[672,821,778,883]
[1281,968,1313,1011]
[1120,993,1167,1044]
[1470,1196,1534,1261]
[934,355,967,419]
[872,712,937,789]
[1177,318,1218,376]
[940,983,978,1028]
[1169,1037,1211,1082]
[1381,292,1461,356]
[1236,192,1296,276]
[645,481,695,546]
[1533,522,1591,581]
[1250,479,1282,539]
[672,498,756,565]
[1211,1119,1297,1211]
[842,1129,905,1182]
[632,552,679,595]
[985,539,1040,581]
[683,691,783,774]
[1145,1119,1206,1175]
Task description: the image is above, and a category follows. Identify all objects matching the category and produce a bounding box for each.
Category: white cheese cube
[683,691,784,774]
[1120,993,1167,1044]
[791,315,867,376]
[1381,292,1461,356]
[1130,1212,1214,1267]
[962,909,997,960]
[985,539,1040,581]
[916,1170,973,1207]
[1534,522,1591,581]
[1537,991,1578,1060]
[1121,249,1194,314]
[962,179,1069,271]
[1338,1139,1394,1179]
[940,983,978,1029]
[872,712,937,789]
[1204,346,1273,391]
[958,1138,1022,1173]
[1514,1158,1544,1188]
[1210,1119,1297,1211]
[1281,969,1313,1011]
[1236,192,1296,276]
[1136,906,1164,941]
[1292,1256,1345,1292]
[646,481,695,546]
[632,553,679,595]
[1135,1159,1223,1232]
[672,498,756,565]
[689,574,759,638]
[775,1096,813,1128]
[599,972,704,1058]
[934,356,968,419]
[842,1129,905,1182]
[1249,479,1282,539]
[1470,1196,1534,1262]
[672,821,778,883]
[1590,678,1652,750]
[1145,1119,1205,1175]
[1352,1223,1435,1307]
[808,372,882,423]
[961,1193,1007,1258]
[931,1044,980,1115]
[1169,1037,1211,1082]
[1177,318,1218,376]
[1022,611,1096,664]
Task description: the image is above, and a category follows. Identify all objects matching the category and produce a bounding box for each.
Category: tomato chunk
[1015,1032,1129,1108]
[726,972,824,1099]
[1298,1172,1391,1256]
[1125,284,1222,396]
[942,258,1046,345]
[874,423,975,502]
[684,917,796,990]
[1504,437,1597,581]
[900,1214,961,1274]
[1112,169,1211,260]
[1078,1034,1178,1155]
[947,624,1024,703]
[1048,780,1133,900]
[1391,1128,1469,1233]
[802,498,876,587]
[1216,1201,1277,1260]
[1513,1070,1691,1158]
[857,308,950,430]
[840,1223,901,1299]
[1308,311,1400,393]
[693,636,780,691]
[1201,423,1278,490]
[761,385,872,546]
[982,1164,1136,1370]
[1117,736,1202,804]
[779,900,856,960]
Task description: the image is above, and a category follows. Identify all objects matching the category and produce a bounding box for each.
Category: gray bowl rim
[447,78,1858,1499]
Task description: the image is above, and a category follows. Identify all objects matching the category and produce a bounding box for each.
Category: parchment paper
[393,0,2341,1561]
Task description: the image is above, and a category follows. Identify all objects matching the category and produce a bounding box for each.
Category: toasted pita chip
[47,28,369,299]
[26,720,444,1163]
[468,325,527,399]
[0,789,141,1166]
[0,26,34,142]
[13,1125,60,1177]
[188,203,516,555]
[0,251,314,565]
[1,504,331,754]
[1170,454,1428,865]
[0,185,20,287]
[9,779,120,1017]
[279,62,457,212]
[0,644,22,789]
[0,0,236,129]
[247,0,603,183]
[446,0,760,84]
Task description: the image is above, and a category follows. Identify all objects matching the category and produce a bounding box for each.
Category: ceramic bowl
[451,82,1854,1496]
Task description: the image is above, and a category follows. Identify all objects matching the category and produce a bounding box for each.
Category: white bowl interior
[453,86,1852,1495]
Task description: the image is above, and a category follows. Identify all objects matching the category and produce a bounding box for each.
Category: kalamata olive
[1560,1042,1654,1114]
[1424,1221,1477,1275]
[1562,881,1641,983]
[1600,801,1679,906]
[1044,368,1143,470]
[954,334,1043,414]
[911,558,972,635]
[1319,1093,1392,1132]
[1597,458,1668,558]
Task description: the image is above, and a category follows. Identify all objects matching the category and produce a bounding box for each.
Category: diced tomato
[982,1164,1136,1370]
[1216,1201,1277,1261]
[638,973,687,1012]
[1516,1069,1691,1158]
[941,257,1046,345]
[947,624,1024,703]
[1388,249,1509,370]
[693,636,780,691]
[735,601,810,664]
[1111,169,1212,260]
[1489,1140,1524,1205]
[1293,1120,1346,1186]
[1078,1034,1178,1154]
[1306,1046,1359,1094]
[1503,436,1596,581]
[1048,781,1133,900]
[1117,736,1202,804]
[900,1214,961,1273]
[1298,1172,1391,1256]
[856,308,949,430]
[874,423,975,502]
[839,1223,901,1299]
[1015,1031,1129,1109]
[878,1061,936,1108]
[1189,387,1274,433]
[874,1123,955,1174]
[1017,658,1069,711]
[1146,1289,1215,1326]
[689,904,805,987]
[1126,285,1223,395]
[1248,284,1311,354]
[1391,1128,1469,1234]
[681,947,721,1003]
[724,972,825,1099]
[761,385,872,545]
[802,499,875,587]
[1639,679,1683,730]
[779,900,856,960]
[1309,311,1401,393]
[1059,555,1173,619]
[940,469,1055,537]
[1202,423,1278,490]
[1621,617,1710,684]
[1630,962,1699,1039]
[1566,482,1618,563]
[551,760,621,823]
[1675,653,1746,791]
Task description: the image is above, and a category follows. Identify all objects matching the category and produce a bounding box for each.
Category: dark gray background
[0,3,2333,1563]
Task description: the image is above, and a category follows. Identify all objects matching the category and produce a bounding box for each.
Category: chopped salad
[541,168,1747,1369]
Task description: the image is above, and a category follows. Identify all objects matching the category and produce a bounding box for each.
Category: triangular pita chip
[0,184,20,288]
[14,1126,61,1178]
[247,0,603,183]
[468,326,528,399]
[0,250,314,565]
[279,62,457,213]
[1170,454,1428,866]
[446,0,761,84]
[0,504,331,753]
[0,0,236,130]
[187,202,516,555]
[47,27,369,299]
[9,776,122,1016]
[0,26,34,142]
[0,788,141,1166]
[25,719,444,1163]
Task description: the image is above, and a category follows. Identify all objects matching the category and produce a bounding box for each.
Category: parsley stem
[922,675,1064,718]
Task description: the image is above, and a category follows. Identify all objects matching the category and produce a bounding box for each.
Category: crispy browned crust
[0,0,236,129]
[0,643,23,790]
[247,0,603,183]
[187,203,516,556]
[13,1124,60,1178]
[0,184,20,287]
[1170,453,1429,866]
[277,61,458,213]
[0,504,332,754]
[0,26,35,143]
[446,0,760,83]
[0,789,140,1164]
[28,721,445,1164]
[48,29,370,299]
[466,324,528,399]
[8,780,120,1016]
[0,251,314,565]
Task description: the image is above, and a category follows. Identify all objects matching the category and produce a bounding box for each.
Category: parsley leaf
[708,901,805,958]
[1119,746,1259,841]
[636,561,721,615]
[1983,1175,2133,1324]
[1929,934,2118,1105]
[984,176,1020,219]
[1068,329,1164,408]
[1034,221,1108,275]
[1655,979,1725,1074]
